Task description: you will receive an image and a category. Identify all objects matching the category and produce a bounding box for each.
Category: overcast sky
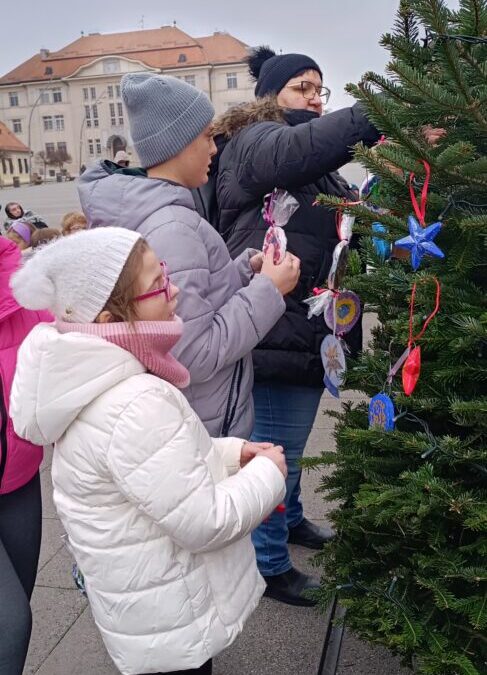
[0,0,457,109]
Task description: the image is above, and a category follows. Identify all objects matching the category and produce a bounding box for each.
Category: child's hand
[240,441,274,467]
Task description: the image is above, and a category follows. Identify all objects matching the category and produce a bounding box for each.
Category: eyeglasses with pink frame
[133,261,171,303]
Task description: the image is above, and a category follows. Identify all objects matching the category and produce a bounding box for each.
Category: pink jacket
[0,239,51,494]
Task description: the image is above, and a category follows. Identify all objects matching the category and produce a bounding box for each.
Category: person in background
[31,228,61,249]
[113,150,131,168]
[212,46,382,606]
[61,212,87,236]
[3,202,47,234]
[78,73,300,443]
[10,227,287,675]
[0,238,51,675]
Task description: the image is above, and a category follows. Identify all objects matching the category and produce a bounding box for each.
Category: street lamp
[79,89,107,174]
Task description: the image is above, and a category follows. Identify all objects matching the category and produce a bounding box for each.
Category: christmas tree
[310,1,487,673]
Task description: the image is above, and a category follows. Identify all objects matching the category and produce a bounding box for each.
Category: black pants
[0,473,42,675]
[146,659,212,674]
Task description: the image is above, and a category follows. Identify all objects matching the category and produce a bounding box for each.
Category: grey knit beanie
[121,73,215,168]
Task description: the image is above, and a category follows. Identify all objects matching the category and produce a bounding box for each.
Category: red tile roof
[0,121,30,153]
[0,27,249,85]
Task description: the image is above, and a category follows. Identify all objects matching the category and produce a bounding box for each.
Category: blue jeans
[251,383,323,576]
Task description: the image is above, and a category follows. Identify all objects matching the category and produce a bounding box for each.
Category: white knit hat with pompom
[11,227,141,323]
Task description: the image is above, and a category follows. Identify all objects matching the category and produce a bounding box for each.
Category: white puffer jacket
[10,324,285,675]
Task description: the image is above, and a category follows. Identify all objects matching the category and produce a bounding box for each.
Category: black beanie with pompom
[247,46,322,98]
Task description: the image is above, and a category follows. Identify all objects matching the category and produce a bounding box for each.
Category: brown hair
[31,228,61,248]
[61,211,88,235]
[101,238,149,323]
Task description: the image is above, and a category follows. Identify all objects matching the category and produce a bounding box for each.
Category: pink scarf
[56,317,190,389]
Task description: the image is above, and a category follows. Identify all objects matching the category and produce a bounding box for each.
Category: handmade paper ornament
[395,215,444,271]
[327,240,349,290]
[371,222,391,260]
[402,346,421,396]
[325,290,361,334]
[262,189,299,265]
[368,393,395,431]
[321,335,346,398]
[395,161,445,270]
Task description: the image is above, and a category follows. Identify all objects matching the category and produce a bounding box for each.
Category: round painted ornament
[320,335,346,398]
[327,240,349,290]
[368,393,395,431]
[325,291,361,334]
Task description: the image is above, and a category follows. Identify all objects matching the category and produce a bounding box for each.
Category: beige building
[0,120,31,187]
[0,26,254,178]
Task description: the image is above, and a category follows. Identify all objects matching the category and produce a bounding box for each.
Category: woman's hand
[249,252,264,273]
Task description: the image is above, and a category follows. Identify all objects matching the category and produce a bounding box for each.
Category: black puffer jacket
[213,98,380,387]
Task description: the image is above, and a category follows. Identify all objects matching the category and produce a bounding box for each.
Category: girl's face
[8,203,23,219]
[133,247,179,322]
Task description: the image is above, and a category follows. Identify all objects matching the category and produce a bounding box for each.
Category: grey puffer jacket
[78,162,285,438]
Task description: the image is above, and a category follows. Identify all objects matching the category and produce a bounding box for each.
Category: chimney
[40,48,50,59]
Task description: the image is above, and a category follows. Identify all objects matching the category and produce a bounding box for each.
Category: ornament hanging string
[408,276,441,349]
[409,160,431,227]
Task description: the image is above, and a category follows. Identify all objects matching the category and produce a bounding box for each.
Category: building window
[90,86,96,100]
[88,139,94,156]
[49,169,55,177]
[107,85,114,98]
[226,73,238,90]
[84,105,92,128]
[52,88,62,103]
[103,59,120,74]
[12,119,22,133]
[83,87,89,101]
[117,102,124,125]
[92,104,99,128]
[43,116,53,131]
[24,158,28,172]
[1,159,6,174]
[184,75,196,87]
[9,92,19,107]
[8,158,14,174]
[57,142,67,154]
[178,53,187,63]
[45,142,55,156]
[39,89,50,104]
[54,114,64,131]
[95,138,102,155]
[18,158,23,174]
[109,103,116,126]
[115,84,121,98]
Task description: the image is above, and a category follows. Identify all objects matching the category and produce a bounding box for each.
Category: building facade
[0,120,30,187]
[0,27,254,178]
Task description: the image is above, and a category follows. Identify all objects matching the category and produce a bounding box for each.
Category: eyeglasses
[286,81,331,104]
[133,261,172,303]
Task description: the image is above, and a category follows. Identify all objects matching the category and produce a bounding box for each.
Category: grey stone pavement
[3,184,411,675]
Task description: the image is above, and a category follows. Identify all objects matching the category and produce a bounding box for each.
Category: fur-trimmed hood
[213,96,285,139]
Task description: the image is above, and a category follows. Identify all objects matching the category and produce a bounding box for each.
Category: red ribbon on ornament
[402,276,441,396]
[409,160,431,227]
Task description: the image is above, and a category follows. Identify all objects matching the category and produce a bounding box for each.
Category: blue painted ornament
[368,393,395,431]
[395,215,444,271]
[372,222,391,260]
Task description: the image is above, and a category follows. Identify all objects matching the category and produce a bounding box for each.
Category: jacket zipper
[0,375,8,491]
[221,359,243,437]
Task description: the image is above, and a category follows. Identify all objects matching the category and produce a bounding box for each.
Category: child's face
[134,247,179,321]
[174,123,217,189]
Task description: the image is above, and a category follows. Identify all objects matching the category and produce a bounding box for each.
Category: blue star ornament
[395,215,445,271]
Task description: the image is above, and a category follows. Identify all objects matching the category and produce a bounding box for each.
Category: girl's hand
[240,441,274,467]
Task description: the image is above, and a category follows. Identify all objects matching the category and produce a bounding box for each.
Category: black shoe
[263,567,319,607]
[288,517,335,550]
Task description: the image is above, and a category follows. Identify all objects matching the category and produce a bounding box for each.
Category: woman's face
[276,69,324,115]
[8,203,23,219]
[133,247,179,322]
